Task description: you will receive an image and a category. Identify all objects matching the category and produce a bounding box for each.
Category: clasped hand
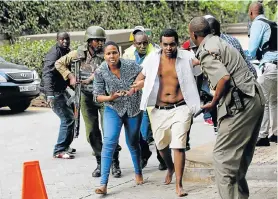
[109,88,137,101]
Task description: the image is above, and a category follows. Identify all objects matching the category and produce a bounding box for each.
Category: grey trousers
[213,92,264,199]
[257,63,277,138]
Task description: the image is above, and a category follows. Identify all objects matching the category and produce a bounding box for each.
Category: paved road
[0,107,276,199]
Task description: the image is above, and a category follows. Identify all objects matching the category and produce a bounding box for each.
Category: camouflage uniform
[55,26,121,178]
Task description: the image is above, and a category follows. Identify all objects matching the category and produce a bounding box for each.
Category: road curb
[183,141,277,182]
[183,165,277,182]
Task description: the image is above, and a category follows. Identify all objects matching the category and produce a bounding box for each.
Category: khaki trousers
[213,92,264,199]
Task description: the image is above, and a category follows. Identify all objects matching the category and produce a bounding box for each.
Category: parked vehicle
[0,57,40,112]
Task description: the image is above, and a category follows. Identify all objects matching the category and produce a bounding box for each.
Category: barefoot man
[132,29,201,197]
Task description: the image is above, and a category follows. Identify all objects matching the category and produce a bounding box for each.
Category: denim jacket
[246,15,278,68]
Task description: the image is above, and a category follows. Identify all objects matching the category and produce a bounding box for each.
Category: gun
[200,90,213,104]
[194,108,205,118]
[71,59,82,138]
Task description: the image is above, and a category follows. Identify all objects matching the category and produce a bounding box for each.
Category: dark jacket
[41,44,70,96]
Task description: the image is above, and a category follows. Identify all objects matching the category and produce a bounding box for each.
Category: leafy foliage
[1,0,275,77]
[0,38,81,76]
[0,1,242,42]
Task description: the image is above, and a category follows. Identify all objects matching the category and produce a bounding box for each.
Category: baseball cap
[204,15,215,19]
[132,26,145,35]
[129,26,151,41]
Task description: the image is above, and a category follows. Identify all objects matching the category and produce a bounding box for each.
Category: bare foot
[176,186,188,197]
[164,169,174,185]
[95,186,107,195]
[135,174,144,185]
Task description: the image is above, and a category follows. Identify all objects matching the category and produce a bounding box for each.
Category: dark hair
[250,2,264,15]
[257,3,264,14]
[160,29,179,44]
[56,31,69,39]
[103,41,119,52]
[206,18,221,36]
[190,17,211,37]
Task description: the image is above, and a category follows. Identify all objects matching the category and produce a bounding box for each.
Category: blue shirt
[134,51,146,65]
[246,15,278,67]
[220,33,257,77]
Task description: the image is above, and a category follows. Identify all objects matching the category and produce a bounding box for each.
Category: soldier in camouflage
[55,26,122,178]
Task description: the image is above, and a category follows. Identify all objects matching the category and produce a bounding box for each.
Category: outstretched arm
[131,72,145,92]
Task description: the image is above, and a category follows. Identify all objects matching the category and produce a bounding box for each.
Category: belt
[155,100,186,110]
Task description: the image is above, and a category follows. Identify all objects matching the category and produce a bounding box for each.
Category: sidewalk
[184,141,277,182]
[90,142,277,199]
[93,176,277,199]
[0,107,276,199]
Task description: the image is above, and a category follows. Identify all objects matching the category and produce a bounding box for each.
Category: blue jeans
[140,111,151,141]
[100,106,142,185]
[52,92,74,155]
[202,78,212,120]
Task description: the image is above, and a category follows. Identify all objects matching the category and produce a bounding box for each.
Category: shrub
[0,38,81,76]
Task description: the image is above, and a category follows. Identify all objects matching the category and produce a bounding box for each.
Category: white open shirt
[140,49,201,113]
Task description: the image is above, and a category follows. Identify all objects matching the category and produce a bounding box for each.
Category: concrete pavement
[0,107,277,199]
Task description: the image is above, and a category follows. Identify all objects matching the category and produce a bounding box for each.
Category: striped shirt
[220,33,257,78]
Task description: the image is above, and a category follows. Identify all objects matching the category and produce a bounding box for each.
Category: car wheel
[9,100,31,112]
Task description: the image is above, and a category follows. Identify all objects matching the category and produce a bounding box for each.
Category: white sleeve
[188,51,202,76]
[141,64,147,76]
[192,65,202,76]
[140,52,153,76]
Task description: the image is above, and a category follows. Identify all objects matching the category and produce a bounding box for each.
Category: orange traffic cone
[22,161,48,199]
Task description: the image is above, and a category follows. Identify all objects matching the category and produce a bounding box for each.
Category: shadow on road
[0,107,48,116]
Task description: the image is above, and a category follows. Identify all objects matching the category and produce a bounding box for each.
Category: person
[246,2,277,146]
[93,41,143,195]
[182,39,216,129]
[123,30,167,171]
[132,29,201,197]
[55,26,122,177]
[42,31,75,159]
[204,15,258,78]
[126,25,159,57]
[189,17,265,199]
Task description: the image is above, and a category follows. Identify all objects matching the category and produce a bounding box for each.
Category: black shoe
[158,163,167,171]
[269,134,277,143]
[67,147,76,154]
[256,137,270,146]
[92,164,101,177]
[141,151,152,169]
[147,137,155,145]
[112,161,121,178]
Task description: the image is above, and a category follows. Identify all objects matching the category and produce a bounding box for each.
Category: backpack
[256,18,277,60]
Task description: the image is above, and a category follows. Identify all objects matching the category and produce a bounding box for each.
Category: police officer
[189,17,265,199]
[55,26,122,178]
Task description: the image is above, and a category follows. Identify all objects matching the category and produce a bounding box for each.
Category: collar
[56,43,70,52]
[154,48,184,59]
[134,50,146,58]
[77,43,103,58]
[253,14,266,21]
[196,34,213,57]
